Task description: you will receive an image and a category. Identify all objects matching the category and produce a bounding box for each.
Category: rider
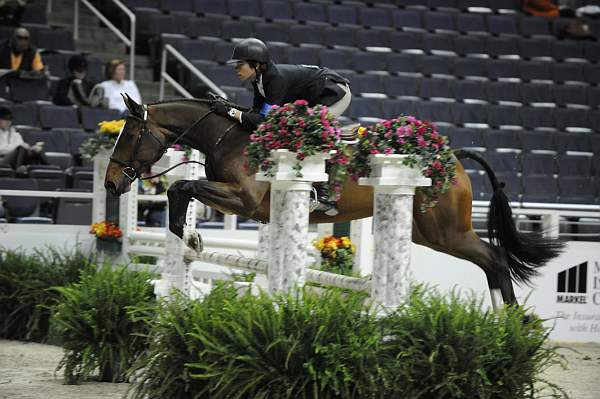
[211,38,352,216]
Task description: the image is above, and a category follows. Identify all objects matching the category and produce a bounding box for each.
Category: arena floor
[0,339,598,398]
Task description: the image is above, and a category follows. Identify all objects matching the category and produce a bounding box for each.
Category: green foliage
[379,286,567,398]
[50,265,156,384]
[0,246,94,342]
[132,284,566,399]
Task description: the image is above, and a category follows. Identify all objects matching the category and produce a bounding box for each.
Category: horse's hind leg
[440,231,517,309]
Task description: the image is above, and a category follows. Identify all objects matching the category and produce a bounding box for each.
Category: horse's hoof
[183,227,203,254]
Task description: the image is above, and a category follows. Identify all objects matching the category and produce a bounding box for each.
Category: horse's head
[104,94,170,196]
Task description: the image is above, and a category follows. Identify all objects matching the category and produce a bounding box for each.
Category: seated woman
[0,106,46,173]
[211,38,352,215]
[94,59,142,114]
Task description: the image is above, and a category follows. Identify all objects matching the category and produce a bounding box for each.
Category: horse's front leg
[167,179,262,252]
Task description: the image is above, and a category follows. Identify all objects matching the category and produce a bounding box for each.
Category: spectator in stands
[54,55,96,107]
[94,59,141,114]
[0,0,25,26]
[0,106,46,173]
[0,27,44,75]
[210,38,352,216]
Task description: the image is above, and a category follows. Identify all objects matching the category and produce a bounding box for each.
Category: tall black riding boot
[314,183,338,216]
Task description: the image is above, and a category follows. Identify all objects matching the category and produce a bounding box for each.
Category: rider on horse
[210,38,352,216]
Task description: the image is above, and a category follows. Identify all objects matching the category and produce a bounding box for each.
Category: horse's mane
[148,97,249,111]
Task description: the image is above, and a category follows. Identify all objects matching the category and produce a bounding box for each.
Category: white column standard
[359,154,431,308]
[92,149,110,223]
[256,149,330,294]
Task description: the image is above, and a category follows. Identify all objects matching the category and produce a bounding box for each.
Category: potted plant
[245,99,351,202]
[90,220,123,252]
[348,116,456,211]
[312,235,356,276]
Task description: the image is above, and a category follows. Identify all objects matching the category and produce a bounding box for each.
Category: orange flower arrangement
[90,221,122,239]
[312,235,356,276]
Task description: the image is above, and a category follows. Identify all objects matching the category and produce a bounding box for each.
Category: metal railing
[73,0,136,81]
[159,44,226,100]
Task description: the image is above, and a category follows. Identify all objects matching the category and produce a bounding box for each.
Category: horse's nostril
[105,181,117,195]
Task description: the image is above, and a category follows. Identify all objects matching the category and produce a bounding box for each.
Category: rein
[110,104,213,182]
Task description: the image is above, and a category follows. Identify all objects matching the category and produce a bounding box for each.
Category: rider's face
[234,62,256,82]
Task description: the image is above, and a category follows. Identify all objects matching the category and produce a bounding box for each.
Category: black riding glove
[210,101,229,116]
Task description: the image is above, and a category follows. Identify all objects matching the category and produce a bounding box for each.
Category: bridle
[109,104,214,182]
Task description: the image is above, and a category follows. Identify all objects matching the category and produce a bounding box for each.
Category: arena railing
[159,44,227,101]
[73,0,136,81]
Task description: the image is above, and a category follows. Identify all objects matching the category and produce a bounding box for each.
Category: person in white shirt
[95,59,141,114]
[0,105,45,171]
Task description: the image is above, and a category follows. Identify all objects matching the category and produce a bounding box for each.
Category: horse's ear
[121,93,143,117]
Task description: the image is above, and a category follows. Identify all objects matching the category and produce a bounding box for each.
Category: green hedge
[0,246,94,342]
[130,284,566,399]
[51,265,156,384]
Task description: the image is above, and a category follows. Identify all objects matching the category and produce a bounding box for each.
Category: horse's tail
[454,149,564,285]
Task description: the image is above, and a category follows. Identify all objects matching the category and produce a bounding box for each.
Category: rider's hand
[210,101,230,117]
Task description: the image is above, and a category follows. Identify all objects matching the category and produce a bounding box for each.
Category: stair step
[76,38,127,54]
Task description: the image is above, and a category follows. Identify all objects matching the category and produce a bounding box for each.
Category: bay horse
[104,95,563,307]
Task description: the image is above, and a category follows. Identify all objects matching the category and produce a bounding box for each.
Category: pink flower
[406,115,417,123]
[432,160,444,171]
[417,136,427,147]
[370,149,380,154]
[294,99,308,106]
[298,119,306,128]
[384,147,394,155]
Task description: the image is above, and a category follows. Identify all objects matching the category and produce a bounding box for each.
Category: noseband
[109,104,213,182]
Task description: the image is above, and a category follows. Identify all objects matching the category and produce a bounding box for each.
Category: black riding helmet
[227,38,270,64]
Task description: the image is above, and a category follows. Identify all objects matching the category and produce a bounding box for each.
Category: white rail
[74,0,136,80]
[0,190,93,199]
[159,44,227,100]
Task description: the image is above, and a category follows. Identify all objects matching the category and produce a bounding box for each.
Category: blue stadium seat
[285,47,320,65]
[352,74,384,95]
[519,130,556,153]
[384,75,421,98]
[291,25,325,47]
[590,134,600,155]
[427,0,459,10]
[382,98,416,120]
[10,103,39,127]
[522,175,558,203]
[494,171,522,202]
[323,26,355,49]
[194,0,228,15]
[419,78,454,99]
[253,23,291,45]
[552,85,587,107]
[359,7,393,29]
[520,83,553,105]
[423,33,456,55]
[328,4,359,26]
[519,16,552,38]
[486,37,519,59]
[487,105,522,128]
[486,82,521,104]
[415,100,453,123]
[519,61,553,82]
[520,107,555,130]
[583,41,600,63]
[80,107,122,132]
[558,176,596,204]
[555,108,589,132]
[555,132,592,153]
[391,9,424,31]
[221,20,253,40]
[388,53,423,74]
[583,64,600,85]
[424,11,456,32]
[455,35,486,57]
[552,63,585,84]
[453,103,487,125]
[453,80,487,102]
[518,38,553,60]
[356,29,390,49]
[352,52,388,72]
[453,57,487,80]
[214,41,235,63]
[557,154,593,177]
[487,60,520,80]
[446,127,485,149]
[294,2,328,25]
[487,14,519,36]
[0,178,53,223]
[346,97,384,120]
[422,55,453,77]
[521,153,556,176]
[8,77,50,103]
[389,31,424,52]
[589,87,600,109]
[485,151,521,173]
[320,49,353,70]
[227,0,261,19]
[160,0,193,13]
[551,40,585,61]
[39,105,79,130]
[261,0,293,22]
[455,12,486,35]
[176,38,216,61]
[483,129,521,151]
